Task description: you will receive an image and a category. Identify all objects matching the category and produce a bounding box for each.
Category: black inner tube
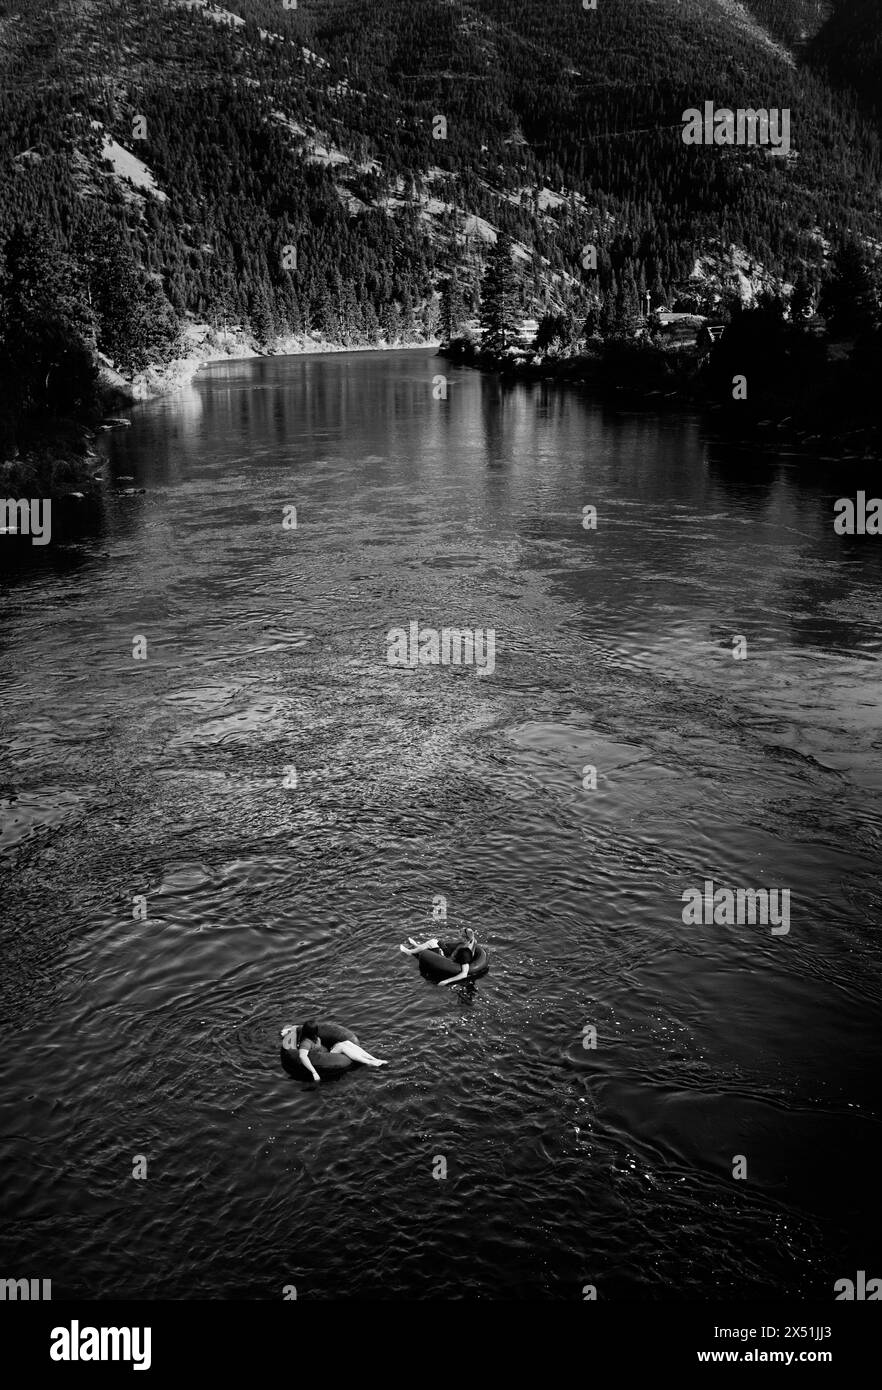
[416,942,490,980]
[280,1019,360,1076]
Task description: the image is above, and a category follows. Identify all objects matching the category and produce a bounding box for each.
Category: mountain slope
[0,0,880,371]
[740,0,832,50]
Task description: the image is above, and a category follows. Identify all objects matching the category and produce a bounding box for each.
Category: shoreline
[5,326,873,533]
[0,337,441,531]
[440,341,879,471]
[101,334,441,408]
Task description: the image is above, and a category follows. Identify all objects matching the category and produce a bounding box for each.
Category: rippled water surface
[2,349,881,1299]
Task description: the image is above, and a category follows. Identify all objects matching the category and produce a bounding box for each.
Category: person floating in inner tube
[438,927,480,986]
[280,1021,388,1083]
[401,928,481,985]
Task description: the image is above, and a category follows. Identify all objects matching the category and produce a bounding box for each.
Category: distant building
[653,311,707,346]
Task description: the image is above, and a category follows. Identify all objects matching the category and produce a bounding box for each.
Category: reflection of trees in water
[704,440,781,506]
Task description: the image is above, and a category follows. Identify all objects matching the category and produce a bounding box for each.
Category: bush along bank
[441,334,701,399]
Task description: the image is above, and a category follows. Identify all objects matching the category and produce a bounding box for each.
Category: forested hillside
[741,0,831,50]
[1,0,880,466]
[808,0,882,128]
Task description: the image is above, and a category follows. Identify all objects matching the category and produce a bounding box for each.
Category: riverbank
[1,332,440,533]
[441,336,696,394]
[0,419,103,527]
[441,335,881,468]
[100,324,441,409]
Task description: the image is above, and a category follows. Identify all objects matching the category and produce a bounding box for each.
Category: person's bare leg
[400,937,439,954]
[331,1040,388,1066]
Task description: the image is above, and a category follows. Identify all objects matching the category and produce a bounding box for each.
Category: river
[1,348,880,1299]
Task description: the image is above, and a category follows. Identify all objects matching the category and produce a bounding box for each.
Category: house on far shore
[652,310,707,347]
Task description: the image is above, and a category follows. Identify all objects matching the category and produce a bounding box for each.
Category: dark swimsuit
[452,944,476,966]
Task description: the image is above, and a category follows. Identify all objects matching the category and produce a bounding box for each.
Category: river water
[1,348,880,1299]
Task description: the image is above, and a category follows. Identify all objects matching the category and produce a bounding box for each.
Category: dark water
[2,349,881,1300]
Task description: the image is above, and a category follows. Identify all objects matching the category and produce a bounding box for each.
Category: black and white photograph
[1,0,881,1362]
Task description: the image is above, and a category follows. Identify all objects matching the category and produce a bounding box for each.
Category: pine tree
[361,301,381,343]
[399,287,416,341]
[478,233,518,353]
[248,284,276,345]
[790,271,815,322]
[610,277,641,339]
[420,292,441,341]
[380,299,402,344]
[312,279,340,340]
[583,298,601,338]
[339,283,359,344]
[820,237,879,340]
[439,276,465,343]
